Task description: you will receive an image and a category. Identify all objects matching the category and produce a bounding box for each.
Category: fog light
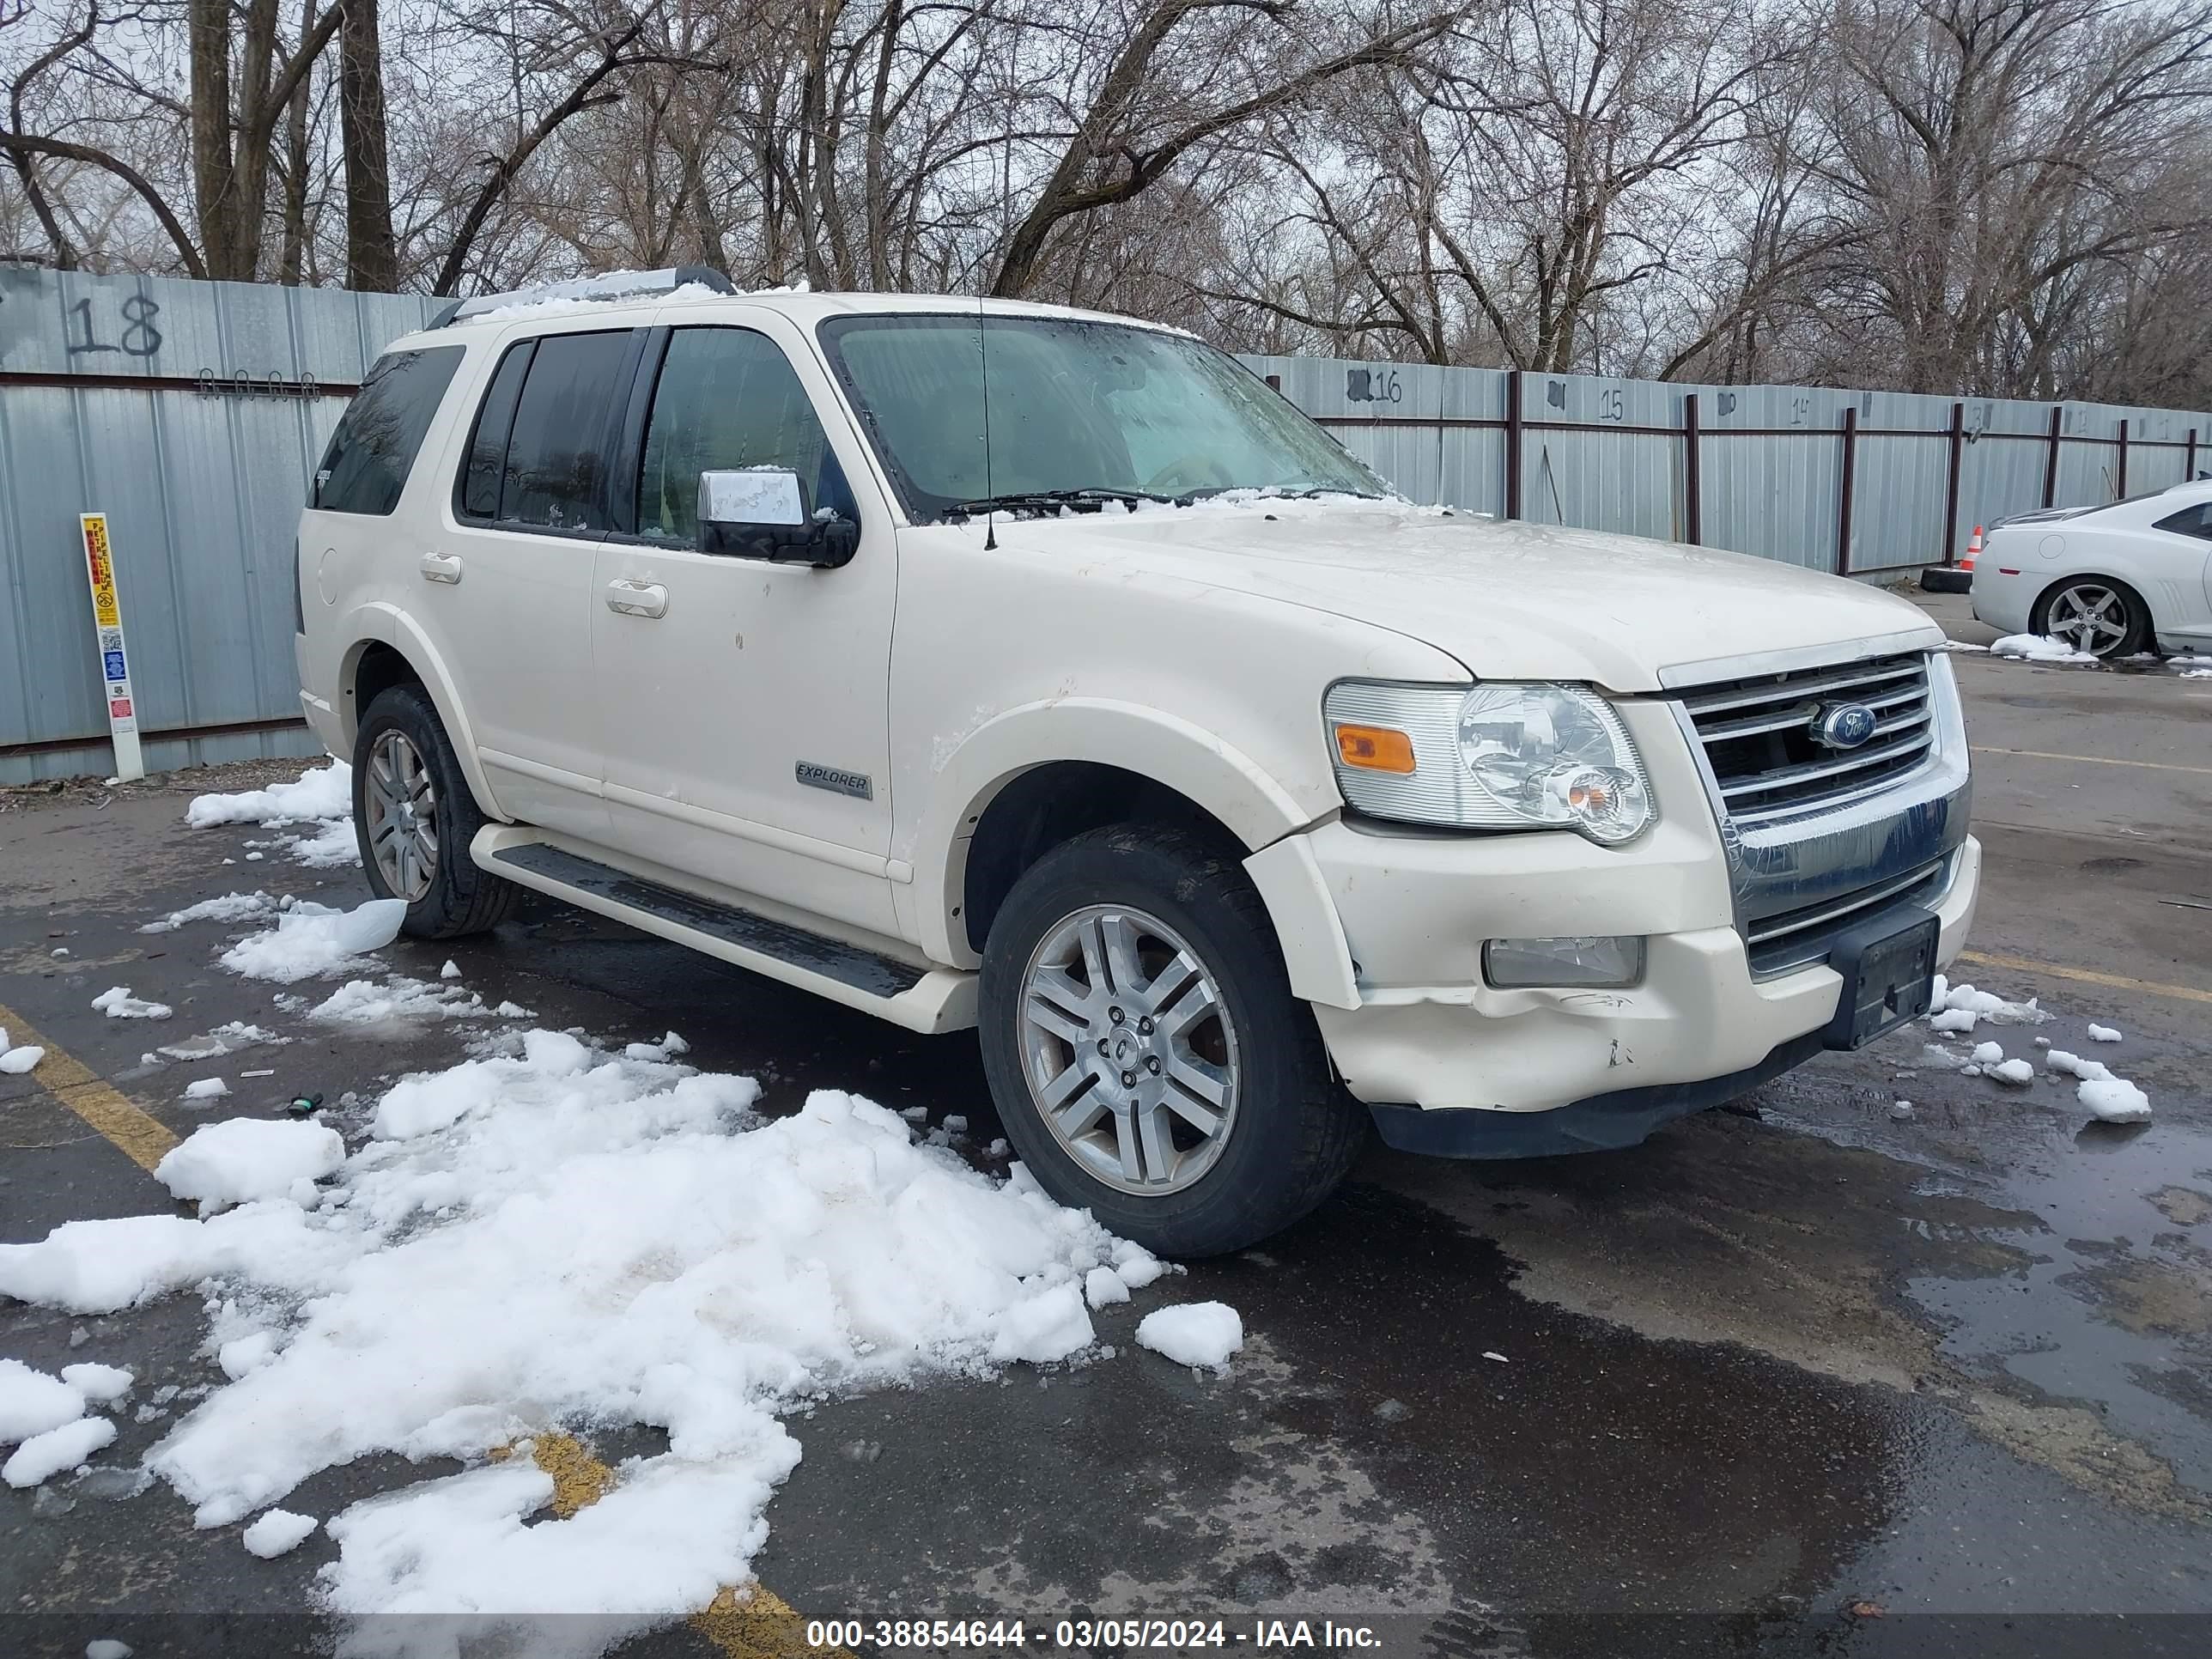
[1484,935,1644,988]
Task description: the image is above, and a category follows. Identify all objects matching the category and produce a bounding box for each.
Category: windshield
[817,313,1386,521]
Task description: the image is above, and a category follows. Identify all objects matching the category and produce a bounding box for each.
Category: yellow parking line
[1958,950,2212,1006]
[521,1432,846,1659]
[0,1000,178,1172]
[1971,744,2212,777]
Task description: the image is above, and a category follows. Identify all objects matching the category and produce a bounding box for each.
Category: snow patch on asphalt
[186,762,351,829]
[241,1506,319,1559]
[0,1030,1220,1649]
[142,891,278,933]
[1134,1302,1243,1370]
[1990,633,2098,664]
[92,987,172,1020]
[220,898,405,984]
[0,1358,88,1442]
[156,1119,346,1210]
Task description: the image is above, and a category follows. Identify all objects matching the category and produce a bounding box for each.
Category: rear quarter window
[313,345,465,515]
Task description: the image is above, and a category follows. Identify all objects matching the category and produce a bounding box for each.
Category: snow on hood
[994,499,1941,690]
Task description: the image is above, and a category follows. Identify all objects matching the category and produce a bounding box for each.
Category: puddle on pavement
[1900,1115,2212,1495]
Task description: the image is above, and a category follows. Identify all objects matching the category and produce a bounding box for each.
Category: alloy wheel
[364,729,440,902]
[1018,904,1240,1195]
[2045,582,2130,656]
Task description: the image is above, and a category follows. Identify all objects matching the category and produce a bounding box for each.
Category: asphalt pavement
[3,602,2209,1659]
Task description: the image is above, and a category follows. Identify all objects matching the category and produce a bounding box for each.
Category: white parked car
[1972,480,2212,657]
[295,271,1979,1255]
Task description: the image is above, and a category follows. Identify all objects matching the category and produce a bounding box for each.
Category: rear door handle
[419,552,463,585]
[605,579,668,619]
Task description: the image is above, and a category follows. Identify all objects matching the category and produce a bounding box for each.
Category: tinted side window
[496,330,634,532]
[313,346,463,515]
[636,327,856,546]
[2154,502,2212,540]
[459,340,534,520]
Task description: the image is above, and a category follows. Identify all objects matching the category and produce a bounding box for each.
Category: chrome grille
[1676,653,1935,826]
[1743,856,1951,975]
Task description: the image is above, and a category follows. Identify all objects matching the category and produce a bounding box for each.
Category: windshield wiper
[947,487,1180,518]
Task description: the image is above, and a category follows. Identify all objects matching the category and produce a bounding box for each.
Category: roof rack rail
[427,265,734,329]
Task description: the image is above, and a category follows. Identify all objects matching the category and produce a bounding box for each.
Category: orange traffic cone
[1960,526,1983,572]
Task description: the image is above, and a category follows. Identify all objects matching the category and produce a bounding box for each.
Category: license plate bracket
[1820,909,1941,1050]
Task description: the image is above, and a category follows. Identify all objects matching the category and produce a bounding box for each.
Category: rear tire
[977,824,1365,1257]
[353,684,521,939]
[2032,576,2153,658]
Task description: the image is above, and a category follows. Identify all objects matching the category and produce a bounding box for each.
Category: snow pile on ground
[142,891,278,933]
[0,1358,132,1490]
[0,1357,87,1441]
[242,1507,319,1559]
[2047,1049,2153,1122]
[0,1045,44,1074]
[0,1031,1208,1644]
[93,987,171,1020]
[2087,1023,2123,1042]
[1989,633,2098,664]
[260,818,360,869]
[307,977,531,1027]
[156,1119,345,1210]
[186,761,360,869]
[1924,975,2047,1035]
[186,762,351,829]
[5,1414,115,1487]
[155,1023,287,1063]
[1135,1303,1243,1370]
[220,898,405,983]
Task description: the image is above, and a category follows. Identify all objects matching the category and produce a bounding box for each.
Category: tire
[977,824,1365,1257]
[2032,576,2153,659]
[352,684,521,939]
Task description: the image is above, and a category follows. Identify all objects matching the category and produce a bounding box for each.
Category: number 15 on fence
[78,512,144,782]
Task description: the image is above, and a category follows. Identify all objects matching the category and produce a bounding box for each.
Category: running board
[472,827,976,1035]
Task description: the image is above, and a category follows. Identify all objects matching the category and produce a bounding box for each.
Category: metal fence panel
[1,266,434,781]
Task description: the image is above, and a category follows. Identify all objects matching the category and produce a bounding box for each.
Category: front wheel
[352,684,521,939]
[977,825,1365,1257]
[2033,577,2153,659]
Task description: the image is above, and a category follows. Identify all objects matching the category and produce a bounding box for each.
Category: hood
[995,500,1941,691]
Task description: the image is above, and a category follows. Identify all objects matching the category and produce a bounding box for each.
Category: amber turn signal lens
[1334,723,1416,774]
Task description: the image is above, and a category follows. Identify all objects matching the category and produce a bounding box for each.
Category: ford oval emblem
[1811,702,1879,749]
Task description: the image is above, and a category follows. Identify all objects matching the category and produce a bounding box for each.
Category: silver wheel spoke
[1025,994,1090,1048]
[1098,912,1146,999]
[1111,1110,1145,1182]
[1134,1104,1175,1184]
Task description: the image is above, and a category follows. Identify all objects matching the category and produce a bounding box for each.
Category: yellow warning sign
[81,514,121,629]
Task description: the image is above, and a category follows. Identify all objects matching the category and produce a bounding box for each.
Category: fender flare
[342,603,510,822]
[912,698,1358,1007]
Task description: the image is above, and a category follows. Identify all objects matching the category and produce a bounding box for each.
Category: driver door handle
[605,578,669,619]
[419,551,463,584]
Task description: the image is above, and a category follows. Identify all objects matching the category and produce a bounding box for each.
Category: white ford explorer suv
[296,270,1979,1255]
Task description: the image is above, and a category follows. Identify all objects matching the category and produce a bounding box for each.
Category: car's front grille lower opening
[1677,653,1936,825]
[1743,857,1950,975]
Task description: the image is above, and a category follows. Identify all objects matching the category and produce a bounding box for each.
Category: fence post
[2190,428,2200,481]
[1837,405,1859,578]
[1942,401,1966,568]
[1504,368,1523,520]
[2116,418,2130,498]
[2043,405,2063,507]
[1682,393,1703,544]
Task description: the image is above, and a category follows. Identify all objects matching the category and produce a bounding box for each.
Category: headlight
[1324,679,1653,843]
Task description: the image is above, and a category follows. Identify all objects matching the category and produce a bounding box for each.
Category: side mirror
[696,468,859,567]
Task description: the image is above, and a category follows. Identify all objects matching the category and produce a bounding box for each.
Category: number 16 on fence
[78,512,143,782]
